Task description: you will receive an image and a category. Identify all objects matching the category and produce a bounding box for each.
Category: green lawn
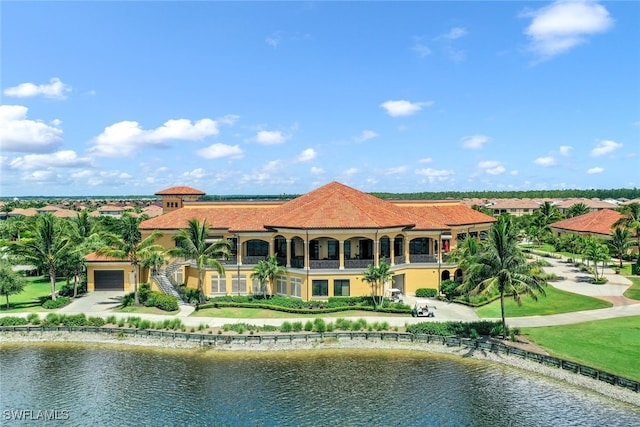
[522,316,640,382]
[0,276,65,312]
[624,276,640,301]
[475,285,611,318]
[115,306,179,315]
[191,307,400,319]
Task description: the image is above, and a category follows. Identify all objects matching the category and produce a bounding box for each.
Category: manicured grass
[475,285,611,318]
[191,307,399,319]
[522,316,640,382]
[0,276,65,312]
[115,306,179,315]
[624,276,640,301]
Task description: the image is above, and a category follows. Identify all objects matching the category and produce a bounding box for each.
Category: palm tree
[565,202,590,218]
[6,213,73,300]
[585,239,610,280]
[614,202,640,251]
[361,261,393,308]
[167,218,231,303]
[0,261,26,309]
[463,216,545,338]
[449,236,481,272]
[535,201,563,226]
[608,227,631,269]
[251,255,285,298]
[98,214,164,305]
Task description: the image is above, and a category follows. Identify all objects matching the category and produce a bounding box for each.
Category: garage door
[94,270,124,291]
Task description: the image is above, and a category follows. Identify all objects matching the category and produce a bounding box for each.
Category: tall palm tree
[449,236,481,272]
[98,214,164,305]
[361,261,393,308]
[463,216,545,338]
[608,227,631,269]
[6,213,73,300]
[614,202,640,251]
[167,218,231,303]
[584,239,609,280]
[251,255,285,298]
[565,202,590,218]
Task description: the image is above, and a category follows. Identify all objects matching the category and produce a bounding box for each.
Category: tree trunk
[49,265,57,300]
[73,273,78,298]
[198,270,205,304]
[133,267,139,306]
[500,292,507,340]
[5,294,9,310]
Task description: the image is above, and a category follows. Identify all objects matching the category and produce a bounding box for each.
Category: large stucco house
[86,182,496,300]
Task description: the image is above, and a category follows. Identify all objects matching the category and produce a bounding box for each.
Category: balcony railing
[344,258,373,269]
[243,255,267,265]
[394,255,405,265]
[291,258,304,269]
[409,254,437,263]
[309,259,340,269]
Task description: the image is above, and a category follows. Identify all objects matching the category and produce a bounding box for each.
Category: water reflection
[1,344,638,427]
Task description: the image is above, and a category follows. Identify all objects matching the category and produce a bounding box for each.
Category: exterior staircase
[151,261,188,305]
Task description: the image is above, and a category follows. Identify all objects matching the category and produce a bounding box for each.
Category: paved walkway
[2,255,638,328]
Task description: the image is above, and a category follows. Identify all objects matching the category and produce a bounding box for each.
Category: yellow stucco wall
[86,262,135,292]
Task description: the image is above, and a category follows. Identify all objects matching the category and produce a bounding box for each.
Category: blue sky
[1,1,638,197]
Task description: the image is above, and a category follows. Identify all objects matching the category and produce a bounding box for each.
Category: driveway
[57,291,126,314]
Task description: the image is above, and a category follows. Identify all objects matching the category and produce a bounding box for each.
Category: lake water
[1,344,639,426]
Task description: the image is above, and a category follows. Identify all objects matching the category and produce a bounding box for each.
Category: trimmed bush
[153,294,179,312]
[415,288,438,298]
[0,316,28,326]
[42,297,71,309]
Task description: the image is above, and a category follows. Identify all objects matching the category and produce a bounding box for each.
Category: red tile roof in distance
[155,186,206,196]
[550,209,622,235]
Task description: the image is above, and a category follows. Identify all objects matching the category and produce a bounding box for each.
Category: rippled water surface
[1,344,639,426]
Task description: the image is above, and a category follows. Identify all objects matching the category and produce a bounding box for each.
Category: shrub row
[405,320,505,337]
[122,283,179,312]
[0,315,184,330]
[198,301,411,314]
[415,288,438,298]
[223,318,395,334]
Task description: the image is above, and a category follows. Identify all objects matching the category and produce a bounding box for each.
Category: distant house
[555,198,617,213]
[550,209,622,240]
[155,186,206,214]
[489,199,540,217]
[97,205,126,218]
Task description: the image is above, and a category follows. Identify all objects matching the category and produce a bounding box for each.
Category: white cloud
[461,135,491,149]
[182,168,209,179]
[523,0,614,60]
[510,170,519,175]
[441,27,468,40]
[90,118,220,157]
[418,158,432,164]
[412,40,432,57]
[343,168,359,177]
[559,145,573,156]
[3,77,71,99]
[197,143,243,159]
[310,166,324,175]
[380,100,434,117]
[534,156,557,166]
[9,150,91,170]
[382,166,409,175]
[353,130,378,143]
[587,166,604,174]
[477,160,506,175]
[296,148,316,162]
[266,31,282,47]
[415,168,455,183]
[255,130,288,145]
[0,105,63,153]
[591,140,622,157]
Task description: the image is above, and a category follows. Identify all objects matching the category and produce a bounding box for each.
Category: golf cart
[388,288,404,303]
[412,302,436,317]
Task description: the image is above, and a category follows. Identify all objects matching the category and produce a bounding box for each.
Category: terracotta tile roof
[155,186,206,196]
[140,203,282,232]
[85,252,128,262]
[550,209,622,236]
[397,202,496,230]
[265,182,416,229]
[140,181,497,232]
